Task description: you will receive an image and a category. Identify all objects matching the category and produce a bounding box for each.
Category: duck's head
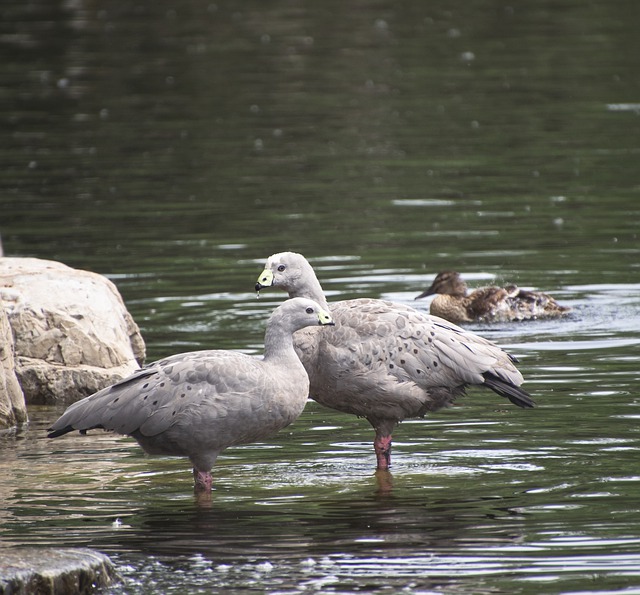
[415,270,468,299]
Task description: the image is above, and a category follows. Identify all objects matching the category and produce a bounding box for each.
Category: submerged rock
[0,547,118,594]
[0,257,145,407]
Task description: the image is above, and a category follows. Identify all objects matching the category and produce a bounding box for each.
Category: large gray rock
[0,258,145,406]
[0,305,26,429]
[0,547,118,594]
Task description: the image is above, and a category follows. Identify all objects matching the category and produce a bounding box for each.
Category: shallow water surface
[2,279,640,594]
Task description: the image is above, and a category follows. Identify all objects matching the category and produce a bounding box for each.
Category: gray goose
[48,297,334,492]
[256,252,534,470]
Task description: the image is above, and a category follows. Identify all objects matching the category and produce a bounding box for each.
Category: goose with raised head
[255,252,534,471]
[48,297,335,493]
[415,270,571,324]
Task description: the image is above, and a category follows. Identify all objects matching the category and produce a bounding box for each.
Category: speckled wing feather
[291,298,531,421]
[48,351,266,438]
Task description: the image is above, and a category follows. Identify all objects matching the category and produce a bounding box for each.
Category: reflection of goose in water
[48,298,334,493]
[92,480,529,573]
[256,252,534,471]
[416,270,571,324]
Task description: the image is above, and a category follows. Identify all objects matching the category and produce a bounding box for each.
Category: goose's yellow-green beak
[255,269,274,294]
[318,308,335,326]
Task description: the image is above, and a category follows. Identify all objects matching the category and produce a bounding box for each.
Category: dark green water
[1,0,640,593]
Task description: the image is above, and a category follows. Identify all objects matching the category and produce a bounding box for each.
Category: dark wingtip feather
[47,426,74,438]
[48,424,105,438]
[482,372,535,409]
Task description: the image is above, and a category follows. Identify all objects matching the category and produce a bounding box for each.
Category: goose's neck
[263,328,297,361]
[290,265,330,309]
[263,308,303,362]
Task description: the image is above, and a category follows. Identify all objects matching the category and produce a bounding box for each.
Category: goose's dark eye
[277,265,286,272]
[305,307,314,314]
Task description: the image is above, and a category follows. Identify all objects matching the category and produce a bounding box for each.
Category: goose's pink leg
[374,435,393,470]
[193,468,213,492]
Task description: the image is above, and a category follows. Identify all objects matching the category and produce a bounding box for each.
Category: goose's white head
[256,252,320,300]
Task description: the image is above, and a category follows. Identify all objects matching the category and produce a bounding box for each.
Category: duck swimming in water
[415,270,571,324]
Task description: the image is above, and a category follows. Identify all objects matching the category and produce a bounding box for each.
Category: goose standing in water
[415,270,571,324]
[48,298,334,493]
[255,252,534,471]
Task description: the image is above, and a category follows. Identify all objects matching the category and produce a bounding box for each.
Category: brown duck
[415,270,571,324]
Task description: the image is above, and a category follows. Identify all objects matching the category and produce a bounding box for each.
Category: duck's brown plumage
[256,252,534,471]
[415,270,571,324]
